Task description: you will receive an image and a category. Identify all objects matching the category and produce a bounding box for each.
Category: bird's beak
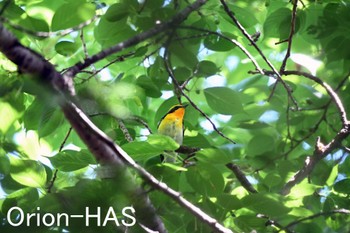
[183,104,189,108]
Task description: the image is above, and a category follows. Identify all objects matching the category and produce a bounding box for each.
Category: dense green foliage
[1,0,350,232]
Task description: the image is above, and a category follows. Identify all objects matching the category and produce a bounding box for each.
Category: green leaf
[23,98,44,130]
[50,150,96,172]
[242,193,291,217]
[55,41,79,56]
[263,172,282,188]
[221,4,258,28]
[2,188,39,213]
[186,163,225,197]
[263,8,291,38]
[38,107,64,138]
[134,46,148,57]
[290,182,319,198]
[310,160,333,186]
[51,1,95,31]
[136,75,162,98]
[174,67,192,81]
[334,179,350,194]
[170,43,198,69]
[196,148,231,164]
[0,154,10,175]
[204,87,243,115]
[234,215,266,232]
[216,194,242,210]
[197,60,219,77]
[10,158,47,188]
[0,101,19,134]
[183,133,212,148]
[204,34,236,51]
[326,165,338,186]
[247,135,275,156]
[105,3,129,22]
[121,141,163,161]
[147,57,168,88]
[148,134,180,151]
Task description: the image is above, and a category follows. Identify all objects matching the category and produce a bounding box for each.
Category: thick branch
[0,2,233,231]
[0,22,167,232]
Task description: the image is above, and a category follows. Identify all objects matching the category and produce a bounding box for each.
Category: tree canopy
[0,0,350,232]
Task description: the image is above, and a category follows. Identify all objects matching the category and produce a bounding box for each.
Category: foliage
[1,0,350,232]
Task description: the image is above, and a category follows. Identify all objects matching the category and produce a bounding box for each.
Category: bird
[157,104,188,162]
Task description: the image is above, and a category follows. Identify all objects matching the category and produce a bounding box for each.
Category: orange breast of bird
[158,107,185,145]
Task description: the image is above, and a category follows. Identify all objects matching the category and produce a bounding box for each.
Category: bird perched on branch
[157,104,188,162]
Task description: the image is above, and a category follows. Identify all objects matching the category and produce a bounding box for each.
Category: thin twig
[128,116,153,134]
[279,209,350,232]
[65,0,209,78]
[118,119,134,142]
[179,26,264,74]
[226,163,257,193]
[76,52,135,84]
[280,71,350,195]
[80,29,89,59]
[277,71,350,158]
[284,71,349,126]
[89,112,154,134]
[219,0,298,108]
[47,127,73,193]
[59,127,73,152]
[286,97,294,149]
[47,169,58,194]
[1,15,99,38]
[279,0,299,73]
[258,214,293,233]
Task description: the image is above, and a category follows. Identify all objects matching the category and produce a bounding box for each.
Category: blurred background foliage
[0,0,350,232]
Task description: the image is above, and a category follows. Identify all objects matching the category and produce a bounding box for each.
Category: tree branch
[0,2,234,231]
[226,163,257,194]
[65,0,208,78]
[0,20,167,233]
[179,26,264,74]
[284,71,349,126]
[219,0,298,108]
[279,0,298,72]
[280,70,350,195]
[1,15,99,38]
[47,127,73,193]
[279,208,350,232]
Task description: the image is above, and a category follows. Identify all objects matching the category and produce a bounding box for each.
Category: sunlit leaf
[50,150,97,172]
[10,158,47,188]
[51,0,95,31]
[0,101,19,134]
[122,141,162,161]
[242,193,291,217]
[204,87,243,115]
